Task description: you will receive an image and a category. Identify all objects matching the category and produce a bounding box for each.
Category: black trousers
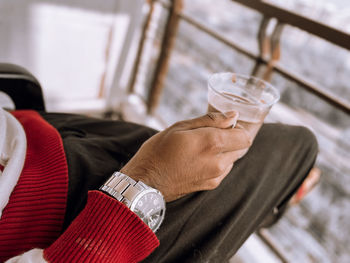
[41,112,318,263]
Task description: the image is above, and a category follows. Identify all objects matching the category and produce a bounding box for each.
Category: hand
[121,112,252,202]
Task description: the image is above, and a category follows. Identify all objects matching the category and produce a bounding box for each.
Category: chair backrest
[0,63,45,111]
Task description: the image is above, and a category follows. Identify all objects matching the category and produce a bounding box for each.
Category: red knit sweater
[0,110,159,262]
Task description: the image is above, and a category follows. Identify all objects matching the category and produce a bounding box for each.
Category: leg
[41,113,318,262]
[142,123,318,263]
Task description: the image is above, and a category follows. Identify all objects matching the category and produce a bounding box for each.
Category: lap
[41,113,318,262]
[145,123,317,263]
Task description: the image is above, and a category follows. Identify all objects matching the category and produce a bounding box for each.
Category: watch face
[131,190,165,232]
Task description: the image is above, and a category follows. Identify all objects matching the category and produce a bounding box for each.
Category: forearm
[7,191,159,263]
[44,191,159,263]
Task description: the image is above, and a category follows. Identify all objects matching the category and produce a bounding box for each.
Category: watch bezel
[130,188,166,232]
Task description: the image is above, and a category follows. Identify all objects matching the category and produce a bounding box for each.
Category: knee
[256,123,318,160]
[278,125,319,164]
[291,126,319,158]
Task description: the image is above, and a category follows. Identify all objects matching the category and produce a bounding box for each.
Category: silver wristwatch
[99,171,165,232]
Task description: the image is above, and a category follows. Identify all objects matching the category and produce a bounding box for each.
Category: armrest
[0,63,45,111]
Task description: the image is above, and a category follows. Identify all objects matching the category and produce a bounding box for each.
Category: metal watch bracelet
[99,171,149,208]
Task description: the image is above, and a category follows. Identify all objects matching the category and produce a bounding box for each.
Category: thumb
[183,111,239,129]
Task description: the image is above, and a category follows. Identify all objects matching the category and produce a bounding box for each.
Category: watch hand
[146,208,154,217]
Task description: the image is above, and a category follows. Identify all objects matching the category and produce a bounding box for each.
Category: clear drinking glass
[208,72,280,156]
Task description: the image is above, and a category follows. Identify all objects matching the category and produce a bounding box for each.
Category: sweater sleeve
[43,190,159,263]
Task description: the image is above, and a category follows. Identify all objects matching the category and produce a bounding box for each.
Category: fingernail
[225,111,239,127]
[225,111,238,118]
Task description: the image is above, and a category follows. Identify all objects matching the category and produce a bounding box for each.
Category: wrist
[99,171,166,232]
[120,165,158,190]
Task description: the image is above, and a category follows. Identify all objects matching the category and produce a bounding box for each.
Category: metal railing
[128,0,350,116]
[126,0,350,260]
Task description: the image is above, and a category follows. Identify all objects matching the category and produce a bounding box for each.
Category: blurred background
[0,0,349,262]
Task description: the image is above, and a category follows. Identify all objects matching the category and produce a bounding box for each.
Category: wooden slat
[128,0,156,94]
[147,0,184,114]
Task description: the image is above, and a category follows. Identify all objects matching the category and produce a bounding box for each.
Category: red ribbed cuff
[44,191,159,263]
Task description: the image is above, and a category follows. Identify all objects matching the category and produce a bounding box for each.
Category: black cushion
[0,63,45,111]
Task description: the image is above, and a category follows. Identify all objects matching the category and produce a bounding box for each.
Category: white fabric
[0,109,45,262]
[5,249,47,263]
[0,108,27,218]
[0,91,15,110]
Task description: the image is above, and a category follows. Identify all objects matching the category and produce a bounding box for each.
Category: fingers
[196,162,234,191]
[175,111,239,130]
[171,113,251,152]
[220,150,246,164]
[205,154,236,180]
[218,128,252,152]
[194,126,252,153]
